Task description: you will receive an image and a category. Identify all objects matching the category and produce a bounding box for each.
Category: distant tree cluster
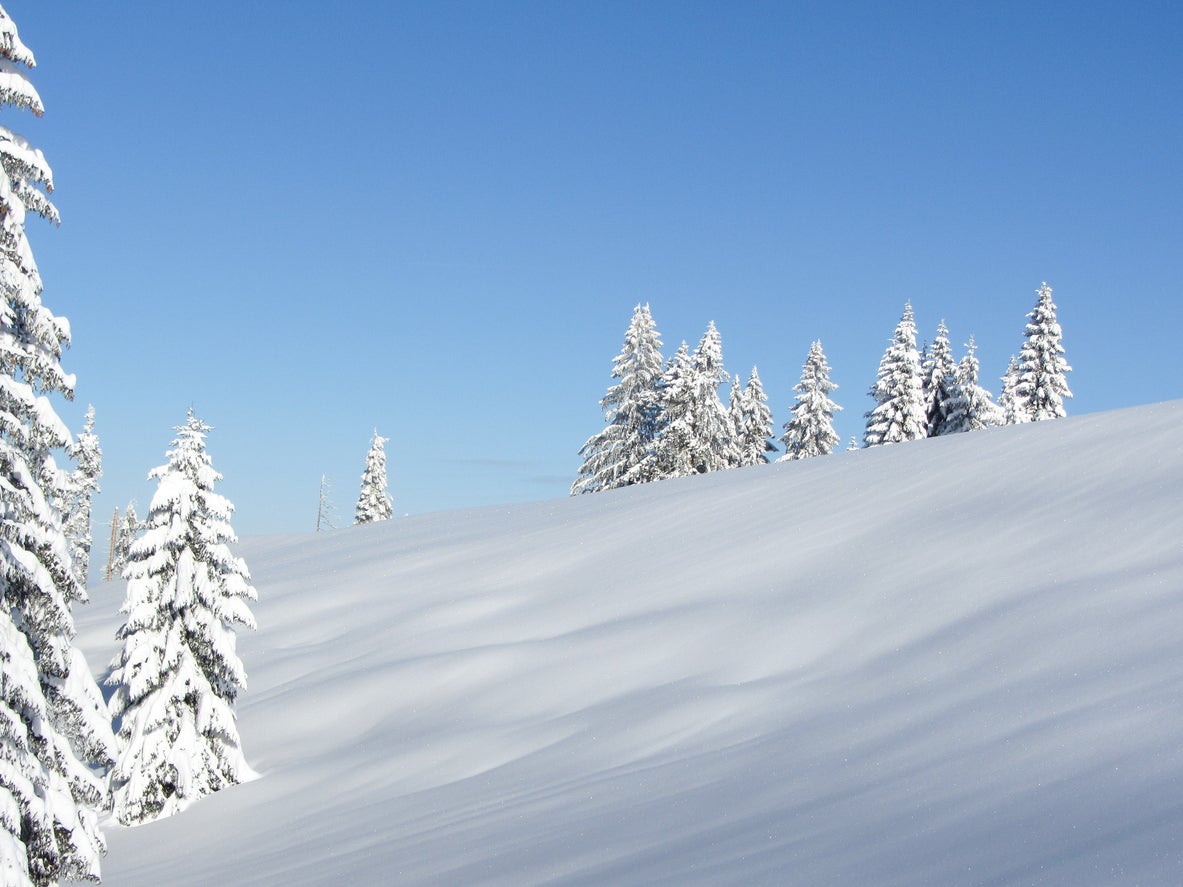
[574,284,1070,494]
[864,283,1070,446]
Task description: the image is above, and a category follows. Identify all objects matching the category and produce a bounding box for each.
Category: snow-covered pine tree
[779,340,842,461]
[942,337,1002,433]
[572,304,664,494]
[736,367,777,466]
[63,405,101,589]
[355,429,393,523]
[108,411,258,826]
[921,321,958,436]
[0,9,111,883]
[683,322,733,473]
[111,500,141,578]
[997,355,1024,425]
[727,373,745,467]
[864,303,927,447]
[1014,282,1071,420]
[643,341,694,480]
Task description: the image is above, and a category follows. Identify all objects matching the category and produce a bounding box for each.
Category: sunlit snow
[75,400,1183,885]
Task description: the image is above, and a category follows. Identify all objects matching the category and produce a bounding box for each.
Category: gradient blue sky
[11,1,1182,540]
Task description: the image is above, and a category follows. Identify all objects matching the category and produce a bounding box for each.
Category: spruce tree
[727,373,745,467]
[779,340,842,461]
[943,337,1002,434]
[1014,282,1072,420]
[685,322,733,473]
[111,500,142,578]
[997,355,1024,425]
[864,303,927,446]
[572,304,664,494]
[644,341,694,480]
[0,8,110,883]
[355,429,393,523]
[63,406,101,589]
[108,411,258,826]
[922,321,958,436]
[736,367,777,466]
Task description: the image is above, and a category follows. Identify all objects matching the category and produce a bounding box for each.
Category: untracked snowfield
[75,401,1183,885]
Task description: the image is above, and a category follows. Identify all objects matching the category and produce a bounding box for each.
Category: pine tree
[572,304,664,494]
[63,406,101,589]
[1014,282,1071,420]
[922,321,958,436]
[779,340,842,461]
[943,337,1002,433]
[111,500,142,578]
[108,411,258,826]
[686,322,733,473]
[727,373,745,467]
[355,429,393,523]
[644,341,695,480]
[0,9,110,883]
[735,367,777,466]
[997,355,1024,425]
[864,303,927,447]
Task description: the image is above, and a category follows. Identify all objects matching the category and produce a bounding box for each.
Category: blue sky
[11,1,1182,541]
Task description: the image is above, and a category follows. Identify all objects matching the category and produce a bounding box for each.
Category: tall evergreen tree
[1014,282,1071,420]
[644,341,694,480]
[0,8,110,883]
[63,406,101,589]
[922,321,958,436]
[682,321,733,474]
[943,337,1002,434]
[779,340,842,461]
[727,373,745,467]
[572,304,664,494]
[735,367,777,466]
[108,411,258,826]
[864,303,927,447]
[355,429,393,523]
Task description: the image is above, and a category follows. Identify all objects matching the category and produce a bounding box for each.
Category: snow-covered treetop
[0,4,42,116]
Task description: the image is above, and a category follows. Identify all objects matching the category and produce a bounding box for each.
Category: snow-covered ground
[75,401,1183,885]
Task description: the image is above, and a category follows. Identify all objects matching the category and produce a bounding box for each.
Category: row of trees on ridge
[573,286,1071,494]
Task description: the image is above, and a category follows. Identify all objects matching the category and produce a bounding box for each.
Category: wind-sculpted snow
[75,401,1183,885]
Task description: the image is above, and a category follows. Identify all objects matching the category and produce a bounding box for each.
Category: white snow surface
[75,400,1183,885]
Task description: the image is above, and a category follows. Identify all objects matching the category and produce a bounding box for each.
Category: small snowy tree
[110,500,142,578]
[63,406,101,589]
[1014,282,1071,420]
[572,304,664,494]
[779,340,842,461]
[864,303,927,447]
[997,355,1024,425]
[108,411,258,826]
[922,321,958,436]
[0,8,111,882]
[943,337,1002,434]
[355,430,393,523]
[735,367,777,466]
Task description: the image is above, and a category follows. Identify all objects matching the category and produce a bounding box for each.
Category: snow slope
[75,401,1183,886]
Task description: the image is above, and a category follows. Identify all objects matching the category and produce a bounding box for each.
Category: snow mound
[76,400,1183,885]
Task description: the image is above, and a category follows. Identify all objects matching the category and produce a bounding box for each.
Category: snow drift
[75,400,1183,885]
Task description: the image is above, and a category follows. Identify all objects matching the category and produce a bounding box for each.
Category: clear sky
[10,1,1182,541]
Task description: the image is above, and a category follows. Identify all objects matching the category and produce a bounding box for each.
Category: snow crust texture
[76,400,1183,886]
